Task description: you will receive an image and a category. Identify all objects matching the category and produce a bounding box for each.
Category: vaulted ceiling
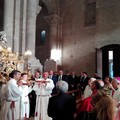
[40,0,57,14]
[40,0,78,17]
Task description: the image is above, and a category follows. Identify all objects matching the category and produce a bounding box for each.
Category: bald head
[98,80,104,87]
[91,80,104,91]
[112,78,120,89]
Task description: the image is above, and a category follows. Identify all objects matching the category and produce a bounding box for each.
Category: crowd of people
[0,69,120,120]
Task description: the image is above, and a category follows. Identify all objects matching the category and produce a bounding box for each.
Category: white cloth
[35,78,41,81]
[113,87,120,120]
[83,85,92,99]
[33,78,54,120]
[0,84,7,114]
[0,79,22,120]
[113,87,120,103]
[0,84,7,102]
[20,80,32,119]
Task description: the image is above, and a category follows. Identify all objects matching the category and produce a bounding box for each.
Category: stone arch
[102,44,120,78]
[36,0,50,65]
[40,0,57,14]
[97,44,120,79]
[94,40,120,49]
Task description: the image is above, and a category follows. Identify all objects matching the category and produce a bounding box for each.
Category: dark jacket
[48,92,76,120]
[76,111,96,120]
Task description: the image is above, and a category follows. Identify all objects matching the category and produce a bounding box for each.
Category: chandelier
[0,32,32,75]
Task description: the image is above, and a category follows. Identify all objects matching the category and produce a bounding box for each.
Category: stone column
[26,0,42,57]
[4,0,21,53]
[26,0,35,56]
[13,0,21,53]
[19,0,27,54]
[3,0,14,47]
[26,0,43,73]
[45,14,61,65]
[45,14,60,52]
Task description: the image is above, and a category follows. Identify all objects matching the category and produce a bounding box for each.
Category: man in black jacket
[48,80,76,120]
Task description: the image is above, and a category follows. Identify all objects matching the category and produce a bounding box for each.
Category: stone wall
[33,0,120,76]
[60,0,120,76]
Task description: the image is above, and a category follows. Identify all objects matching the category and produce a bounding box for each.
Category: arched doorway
[101,44,120,79]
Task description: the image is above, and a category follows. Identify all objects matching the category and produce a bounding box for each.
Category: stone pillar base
[44,59,57,72]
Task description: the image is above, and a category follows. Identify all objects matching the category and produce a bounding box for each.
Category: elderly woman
[82,78,96,99]
[48,81,76,120]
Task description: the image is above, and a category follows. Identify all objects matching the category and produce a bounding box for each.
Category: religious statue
[0,31,7,42]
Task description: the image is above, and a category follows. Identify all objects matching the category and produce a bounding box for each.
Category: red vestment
[78,91,98,113]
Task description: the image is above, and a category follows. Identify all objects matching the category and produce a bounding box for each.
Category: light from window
[51,49,61,61]
[41,30,46,42]
[108,50,113,77]
[109,51,113,60]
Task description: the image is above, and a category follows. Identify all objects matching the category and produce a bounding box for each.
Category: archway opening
[101,44,120,79]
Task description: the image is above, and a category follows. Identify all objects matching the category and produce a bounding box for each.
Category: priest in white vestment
[33,71,54,120]
[0,70,22,120]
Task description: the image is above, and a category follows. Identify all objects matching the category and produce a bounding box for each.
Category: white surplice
[0,78,22,120]
[33,78,54,120]
[20,80,32,119]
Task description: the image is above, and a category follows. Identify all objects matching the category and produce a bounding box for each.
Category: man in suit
[69,71,78,91]
[57,70,68,83]
[49,70,58,95]
[48,81,76,120]
[80,72,90,93]
[77,71,84,89]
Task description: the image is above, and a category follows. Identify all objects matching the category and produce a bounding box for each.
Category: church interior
[0,0,120,120]
[0,0,120,78]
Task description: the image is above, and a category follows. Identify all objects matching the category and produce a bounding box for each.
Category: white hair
[113,77,120,84]
[56,81,68,93]
[90,77,96,82]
